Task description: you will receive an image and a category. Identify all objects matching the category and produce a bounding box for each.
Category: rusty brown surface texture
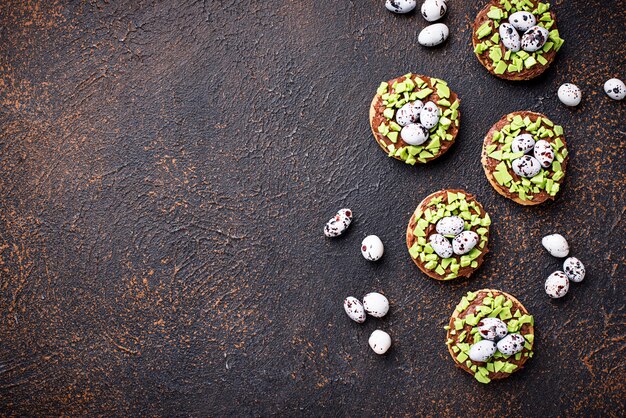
[0,0,624,416]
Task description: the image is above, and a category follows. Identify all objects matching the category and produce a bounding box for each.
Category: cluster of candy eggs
[499,12,549,54]
[542,234,586,299]
[468,318,525,362]
[428,216,479,258]
[384,1,450,47]
[508,133,554,179]
[344,293,392,354]
[395,100,441,146]
[557,78,626,107]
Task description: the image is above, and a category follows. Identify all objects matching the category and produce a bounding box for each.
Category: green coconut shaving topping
[409,192,490,280]
[473,1,565,76]
[445,290,535,384]
[375,74,460,165]
[486,113,567,200]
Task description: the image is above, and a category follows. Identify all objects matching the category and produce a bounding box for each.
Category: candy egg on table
[558,83,582,107]
[563,257,585,283]
[512,155,542,178]
[435,216,465,236]
[418,23,449,47]
[604,78,626,100]
[385,0,416,14]
[542,234,569,258]
[324,208,352,237]
[545,271,570,298]
[476,317,508,341]
[429,233,454,259]
[361,235,384,261]
[343,296,366,323]
[497,334,525,356]
[421,0,447,22]
[468,340,497,362]
[369,330,392,355]
[401,123,429,146]
[362,292,390,318]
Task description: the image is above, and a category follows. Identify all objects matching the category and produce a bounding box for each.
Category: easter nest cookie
[369,73,461,165]
[481,111,568,205]
[406,190,490,281]
[472,0,564,80]
[445,289,535,384]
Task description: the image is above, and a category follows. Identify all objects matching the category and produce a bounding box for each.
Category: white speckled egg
[520,26,549,52]
[362,292,390,318]
[429,233,454,258]
[436,216,465,236]
[419,101,440,129]
[396,100,424,126]
[421,0,447,22]
[511,133,536,154]
[385,0,416,14]
[468,340,497,362]
[361,235,384,261]
[343,296,366,323]
[418,23,449,47]
[324,208,352,237]
[604,78,626,100]
[563,257,585,282]
[558,83,582,107]
[452,230,478,255]
[497,333,525,355]
[533,140,555,168]
[369,330,392,355]
[499,23,521,52]
[545,271,570,298]
[508,11,537,32]
[512,155,541,178]
[401,123,429,145]
[476,317,508,341]
[542,234,569,258]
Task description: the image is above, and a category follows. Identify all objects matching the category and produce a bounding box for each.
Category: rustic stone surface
[0,0,624,415]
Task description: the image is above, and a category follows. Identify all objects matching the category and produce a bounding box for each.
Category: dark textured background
[1,0,624,416]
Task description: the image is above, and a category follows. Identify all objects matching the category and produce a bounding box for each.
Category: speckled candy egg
[563,257,585,282]
[362,292,390,318]
[508,11,537,32]
[511,133,535,154]
[396,100,424,126]
[324,208,352,237]
[497,333,525,356]
[533,140,555,168]
[421,0,447,22]
[401,123,429,145]
[361,235,384,261]
[476,317,508,341]
[468,340,497,362]
[558,83,582,107]
[418,23,449,47]
[604,78,626,100]
[436,216,465,236]
[452,230,479,255]
[419,101,441,129]
[542,234,569,258]
[545,271,570,298]
[499,23,521,52]
[429,233,454,258]
[343,296,366,323]
[385,0,417,14]
[520,26,549,52]
[512,155,542,178]
[369,330,392,355]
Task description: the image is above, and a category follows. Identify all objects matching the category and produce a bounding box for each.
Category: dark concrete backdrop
[1,0,624,416]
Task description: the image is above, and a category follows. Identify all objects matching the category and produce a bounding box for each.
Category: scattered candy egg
[496,333,525,355]
[361,235,384,261]
[362,292,390,318]
[499,23,521,52]
[604,78,626,101]
[563,257,585,283]
[419,101,441,129]
[468,340,497,362]
[542,234,569,258]
[324,208,352,237]
[512,155,541,178]
[508,11,537,32]
[533,139,555,168]
[436,216,465,236]
[511,133,536,154]
[452,230,479,255]
[401,123,429,145]
[421,0,447,22]
[396,100,423,126]
[476,317,508,341]
[369,330,392,355]
[418,23,449,47]
[545,271,570,298]
[429,233,454,258]
[343,296,366,323]
[557,83,582,107]
[520,26,549,52]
